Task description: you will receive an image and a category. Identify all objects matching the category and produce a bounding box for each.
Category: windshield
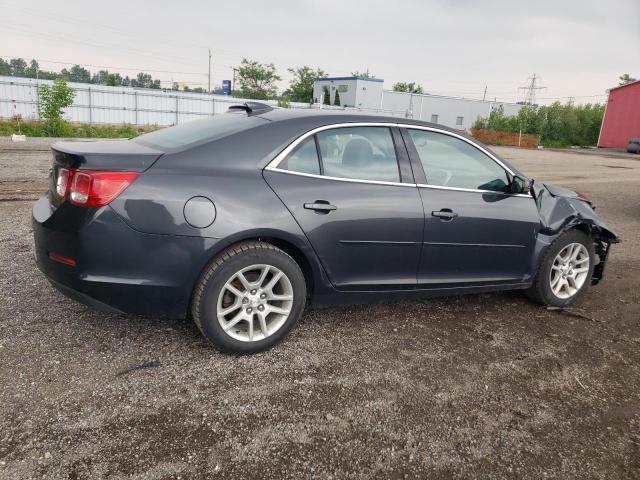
[134,113,266,150]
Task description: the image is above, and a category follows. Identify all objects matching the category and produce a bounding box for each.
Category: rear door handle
[304,201,337,213]
[432,209,458,220]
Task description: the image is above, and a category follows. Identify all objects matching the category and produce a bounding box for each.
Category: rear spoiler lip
[51,139,163,173]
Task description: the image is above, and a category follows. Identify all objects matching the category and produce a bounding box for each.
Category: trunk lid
[49,139,163,208]
[51,139,163,171]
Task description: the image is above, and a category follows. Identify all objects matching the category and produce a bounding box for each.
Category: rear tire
[192,241,306,354]
[526,230,595,308]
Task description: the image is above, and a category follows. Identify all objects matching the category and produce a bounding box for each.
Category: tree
[472,102,605,147]
[322,86,331,105]
[0,58,10,76]
[130,72,161,89]
[334,89,341,106]
[285,66,327,103]
[619,73,637,86]
[38,78,76,136]
[9,58,28,76]
[65,65,91,83]
[25,60,39,78]
[393,82,424,94]
[351,70,375,79]
[234,58,281,99]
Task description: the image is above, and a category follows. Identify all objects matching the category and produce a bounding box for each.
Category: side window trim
[264,122,530,196]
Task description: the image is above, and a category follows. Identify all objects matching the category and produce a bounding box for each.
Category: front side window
[316,127,400,182]
[408,129,510,193]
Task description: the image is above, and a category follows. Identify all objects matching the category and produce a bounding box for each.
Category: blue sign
[222,80,232,95]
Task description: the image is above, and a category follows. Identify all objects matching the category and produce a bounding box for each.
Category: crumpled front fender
[532,182,620,284]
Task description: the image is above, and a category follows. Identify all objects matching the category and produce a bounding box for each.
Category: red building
[598,80,640,149]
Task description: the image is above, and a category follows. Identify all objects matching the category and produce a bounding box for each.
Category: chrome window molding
[264,122,532,197]
[264,166,414,188]
[417,183,532,198]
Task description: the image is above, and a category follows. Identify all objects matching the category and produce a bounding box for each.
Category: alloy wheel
[216,264,294,342]
[549,242,590,299]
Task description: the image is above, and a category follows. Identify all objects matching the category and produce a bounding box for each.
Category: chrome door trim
[417,183,532,198]
[264,167,414,188]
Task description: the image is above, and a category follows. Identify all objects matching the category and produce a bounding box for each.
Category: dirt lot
[1,138,639,479]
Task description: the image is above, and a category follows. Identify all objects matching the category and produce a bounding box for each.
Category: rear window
[134,113,266,150]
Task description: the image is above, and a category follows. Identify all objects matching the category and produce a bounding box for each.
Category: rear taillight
[54,168,139,207]
[55,167,71,197]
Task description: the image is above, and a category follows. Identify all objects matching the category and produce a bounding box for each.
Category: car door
[264,124,423,290]
[402,127,540,287]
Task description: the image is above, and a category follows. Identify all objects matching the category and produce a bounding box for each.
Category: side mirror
[510,175,531,194]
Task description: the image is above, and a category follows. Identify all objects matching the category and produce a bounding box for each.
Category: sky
[1,0,638,105]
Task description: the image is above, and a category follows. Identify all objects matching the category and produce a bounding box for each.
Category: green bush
[38,78,76,136]
[472,102,605,147]
[0,119,159,138]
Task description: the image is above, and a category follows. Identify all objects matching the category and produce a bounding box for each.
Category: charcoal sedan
[33,104,619,353]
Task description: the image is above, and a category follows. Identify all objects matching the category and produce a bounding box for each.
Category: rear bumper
[33,194,219,318]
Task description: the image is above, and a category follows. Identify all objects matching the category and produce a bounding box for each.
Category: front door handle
[432,209,458,220]
[304,201,337,213]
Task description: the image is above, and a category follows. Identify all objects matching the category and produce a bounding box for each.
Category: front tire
[526,230,595,307]
[192,241,306,354]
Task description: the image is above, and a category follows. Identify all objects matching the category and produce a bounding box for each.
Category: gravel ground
[1,138,639,479]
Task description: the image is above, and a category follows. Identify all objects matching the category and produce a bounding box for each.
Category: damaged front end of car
[531,181,620,285]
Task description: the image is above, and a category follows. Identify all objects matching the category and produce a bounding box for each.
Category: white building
[313,76,385,109]
[313,76,523,130]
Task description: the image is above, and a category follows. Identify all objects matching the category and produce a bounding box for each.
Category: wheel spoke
[570,245,582,261]
[574,257,589,265]
[267,305,290,316]
[269,293,293,301]
[574,267,589,274]
[225,283,244,298]
[248,316,254,341]
[223,311,245,331]
[236,271,252,290]
[566,276,577,289]
[551,274,562,289]
[257,312,269,336]
[220,301,241,317]
[552,278,564,295]
[256,266,270,288]
[264,271,283,292]
[551,264,562,272]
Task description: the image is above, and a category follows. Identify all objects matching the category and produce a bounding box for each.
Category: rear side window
[316,127,400,182]
[408,129,509,192]
[134,113,265,150]
[278,137,320,175]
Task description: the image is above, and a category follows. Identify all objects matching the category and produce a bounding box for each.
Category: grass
[0,119,160,138]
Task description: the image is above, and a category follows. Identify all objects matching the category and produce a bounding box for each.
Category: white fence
[0,75,522,130]
[0,76,339,126]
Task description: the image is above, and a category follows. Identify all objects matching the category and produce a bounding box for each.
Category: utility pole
[519,73,546,105]
[208,49,212,94]
[482,85,487,101]
[231,67,238,93]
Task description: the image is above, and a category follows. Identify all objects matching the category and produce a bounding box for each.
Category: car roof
[254,107,460,133]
